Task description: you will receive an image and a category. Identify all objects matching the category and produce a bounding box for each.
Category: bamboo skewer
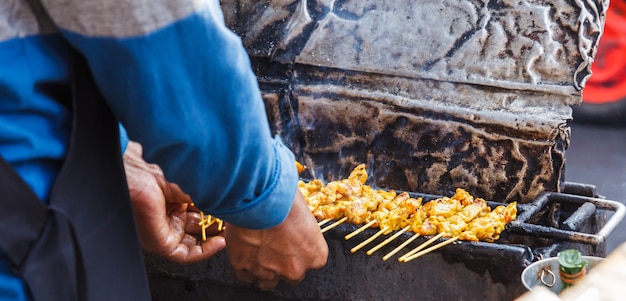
[382,233,421,261]
[402,236,460,262]
[350,228,388,253]
[198,212,208,226]
[320,217,348,233]
[300,165,518,263]
[345,220,377,240]
[366,225,410,255]
[317,218,333,227]
[199,212,209,241]
[398,232,445,262]
[198,212,224,241]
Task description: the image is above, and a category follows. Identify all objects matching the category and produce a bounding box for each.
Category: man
[0,0,328,300]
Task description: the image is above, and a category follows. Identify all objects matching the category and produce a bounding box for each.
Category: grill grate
[145,182,624,301]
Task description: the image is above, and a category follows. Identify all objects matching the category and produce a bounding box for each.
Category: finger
[232,268,256,284]
[187,236,226,263]
[185,213,224,237]
[256,277,280,291]
[180,233,198,247]
[163,182,193,205]
[253,268,279,291]
[201,235,226,255]
[185,212,203,236]
[275,261,306,285]
[280,272,306,286]
[167,235,226,264]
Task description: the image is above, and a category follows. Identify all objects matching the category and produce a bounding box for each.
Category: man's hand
[224,189,329,291]
[123,141,225,263]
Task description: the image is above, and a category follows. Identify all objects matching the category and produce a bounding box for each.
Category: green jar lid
[558,249,587,270]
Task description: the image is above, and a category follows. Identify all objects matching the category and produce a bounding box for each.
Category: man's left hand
[123,141,225,263]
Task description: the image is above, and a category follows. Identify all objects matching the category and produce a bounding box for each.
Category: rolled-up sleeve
[41,0,298,229]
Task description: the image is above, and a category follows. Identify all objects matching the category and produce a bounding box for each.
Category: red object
[584,1,626,104]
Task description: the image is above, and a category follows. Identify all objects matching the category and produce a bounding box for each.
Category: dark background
[564,122,626,253]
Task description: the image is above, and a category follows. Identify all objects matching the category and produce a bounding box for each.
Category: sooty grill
[146,1,615,300]
[145,181,624,301]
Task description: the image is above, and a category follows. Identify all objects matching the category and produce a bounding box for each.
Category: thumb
[161,180,193,205]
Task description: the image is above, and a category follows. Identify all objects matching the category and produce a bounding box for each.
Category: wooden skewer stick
[366,226,410,255]
[382,233,421,261]
[402,236,460,263]
[317,218,333,227]
[201,217,218,241]
[201,224,207,241]
[198,212,207,226]
[350,228,388,253]
[320,217,348,233]
[398,232,445,262]
[345,220,377,240]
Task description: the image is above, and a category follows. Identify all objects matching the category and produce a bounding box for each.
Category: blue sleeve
[119,123,129,154]
[53,4,298,229]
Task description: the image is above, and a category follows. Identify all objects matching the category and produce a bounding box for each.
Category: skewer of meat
[345,191,413,239]
[303,164,373,231]
[323,185,396,233]
[381,189,470,260]
[401,201,517,262]
[300,164,395,232]
[342,186,398,237]
[397,193,489,261]
[308,178,486,256]
[350,192,421,252]
[300,164,517,260]
[356,188,473,255]
[365,193,424,254]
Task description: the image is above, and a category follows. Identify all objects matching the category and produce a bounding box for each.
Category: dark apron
[0,52,151,300]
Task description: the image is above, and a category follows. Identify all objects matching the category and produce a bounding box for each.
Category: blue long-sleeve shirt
[0,0,298,299]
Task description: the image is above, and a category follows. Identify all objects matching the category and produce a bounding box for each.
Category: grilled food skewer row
[350,192,421,252]
[346,191,416,240]
[376,188,480,260]
[402,202,517,262]
[314,183,484,256]
[299,164,517,259]
[302,164,400,233]
[398,194,490,261]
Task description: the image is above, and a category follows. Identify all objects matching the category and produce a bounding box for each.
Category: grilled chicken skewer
[350,192,421,252]
[402,202,517,262]
[398,193,489,261]
[299,164,517,260]
[380,188,476,260]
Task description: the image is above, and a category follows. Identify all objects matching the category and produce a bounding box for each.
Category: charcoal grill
[146,1,615,300]
[145,181,624,301]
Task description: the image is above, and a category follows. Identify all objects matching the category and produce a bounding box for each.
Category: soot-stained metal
[222,0,606,204]
[146,1,613,301]
[146,183,625,300]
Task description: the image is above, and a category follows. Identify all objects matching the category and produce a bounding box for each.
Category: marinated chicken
[300,165,517,243]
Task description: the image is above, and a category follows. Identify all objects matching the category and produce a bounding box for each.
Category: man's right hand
[224,189,328,290]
